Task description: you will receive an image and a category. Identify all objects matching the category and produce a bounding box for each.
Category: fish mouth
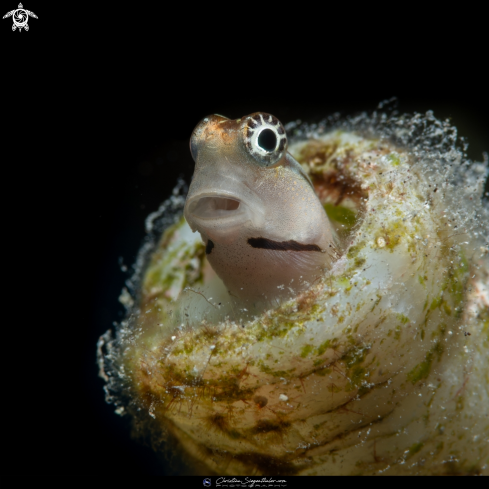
[187,194,242,221]
[185,189,265,239]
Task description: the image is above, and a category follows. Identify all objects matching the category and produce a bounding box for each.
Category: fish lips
[184,190,264,243]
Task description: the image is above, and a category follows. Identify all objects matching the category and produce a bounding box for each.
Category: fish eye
[243,113,287,167]
[257,129,277,152]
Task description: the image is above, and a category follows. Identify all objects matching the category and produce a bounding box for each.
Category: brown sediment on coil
[314,171,366,206]
[296,141,368,206]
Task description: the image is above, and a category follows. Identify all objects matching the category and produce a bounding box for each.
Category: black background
[3,3,488,475]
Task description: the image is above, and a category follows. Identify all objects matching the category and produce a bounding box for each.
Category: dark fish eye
[257,128,277,152]
[243,113,287,167]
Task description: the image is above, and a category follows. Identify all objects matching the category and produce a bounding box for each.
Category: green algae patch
[324,203,357,229]
[430,294,443,311]
[347,243,365,260]
[407,442,424,457]
[407,342,443,384]
[431,323,447,339]
[337,277,351,289]
[397,314,410,324]
[354,256,366,268]
[371,294,382,312]
[301,344,314,358]
[394,326,402,341]
[445,271,468,317]
[387,152,401,167]
[374,219,414,253]
[315,367,332,376]
[342,345,370,391]
[316,339,334,356]
[258,360,296,379]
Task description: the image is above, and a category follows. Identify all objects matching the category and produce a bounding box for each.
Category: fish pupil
[257,129,276,152]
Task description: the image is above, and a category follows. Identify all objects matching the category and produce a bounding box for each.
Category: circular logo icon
[13,8,28,28]
[203,479,211,487]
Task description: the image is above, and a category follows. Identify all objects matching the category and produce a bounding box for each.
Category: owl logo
[3,3,38,32]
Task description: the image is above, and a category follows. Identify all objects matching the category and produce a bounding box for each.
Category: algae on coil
[98,109,489,475]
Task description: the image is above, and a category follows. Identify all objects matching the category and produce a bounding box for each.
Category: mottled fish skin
[184,113,337,303]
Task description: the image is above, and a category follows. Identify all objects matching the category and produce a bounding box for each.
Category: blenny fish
[184,113,338,303]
